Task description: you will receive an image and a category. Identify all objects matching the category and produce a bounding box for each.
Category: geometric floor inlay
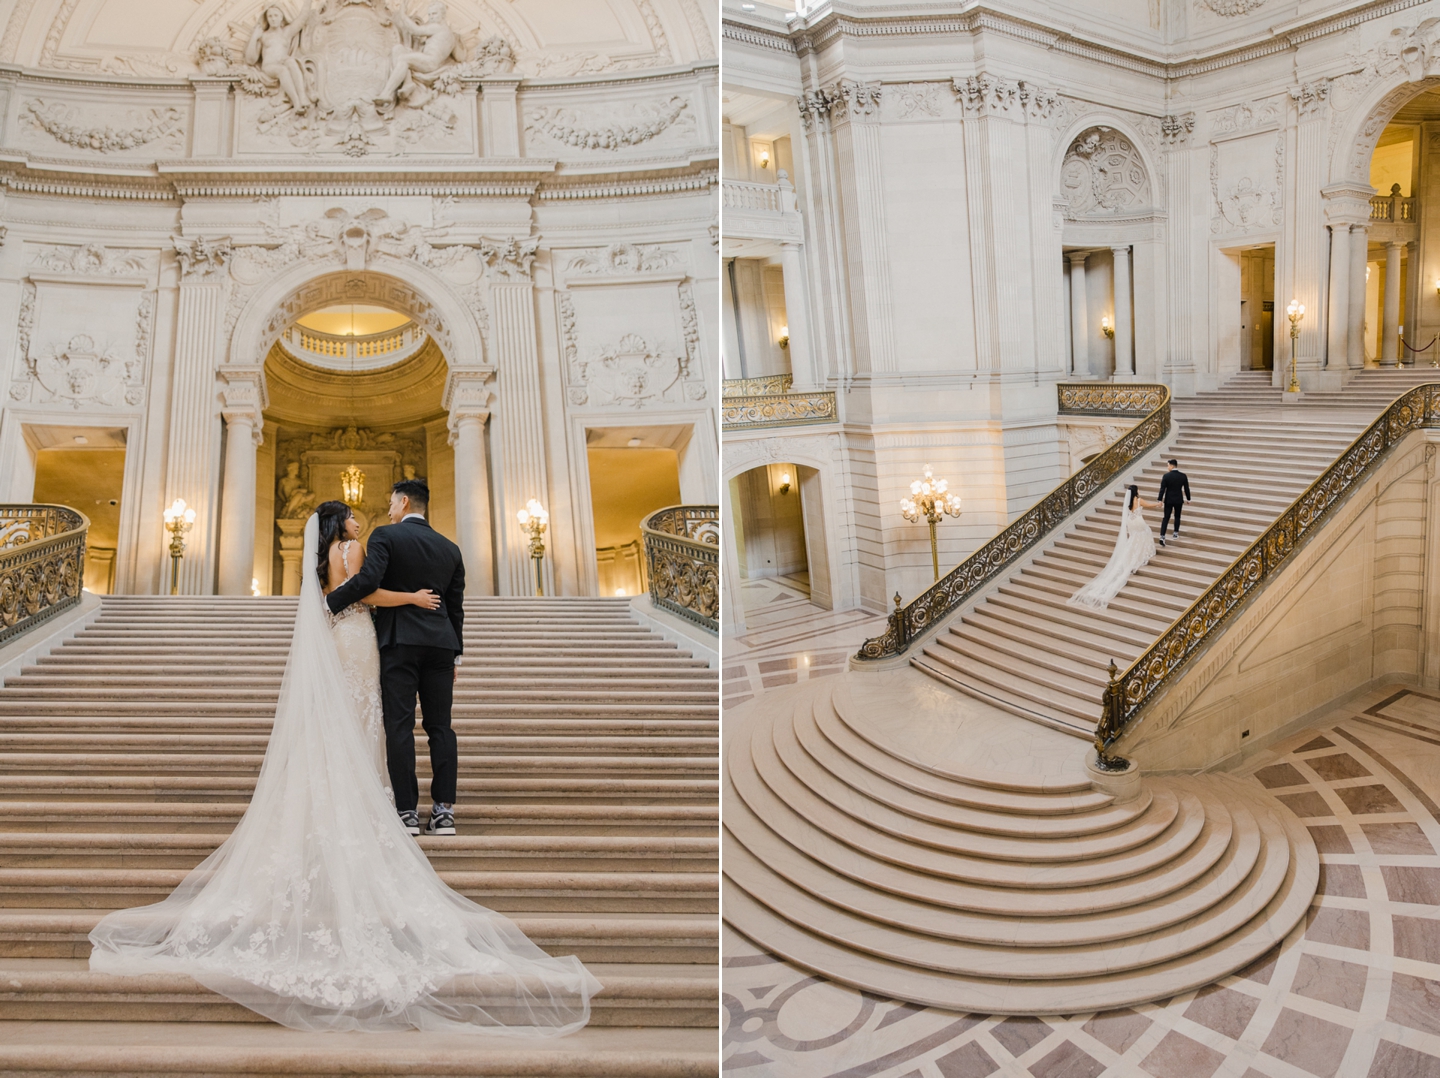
[723,686,1440,1077]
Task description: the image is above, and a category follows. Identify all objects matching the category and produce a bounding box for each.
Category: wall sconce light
[757,146,771,170]
[778,324,789,350]
[1433,278,1439,298]
[1100,315,1115,339]
[779,470,792,495]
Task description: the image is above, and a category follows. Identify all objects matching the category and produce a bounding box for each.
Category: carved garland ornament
[526,96,690,150]
[1198,0,1266,14]
[21,100,182,153]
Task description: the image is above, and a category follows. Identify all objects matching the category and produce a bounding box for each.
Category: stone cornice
[723,0,1434,80]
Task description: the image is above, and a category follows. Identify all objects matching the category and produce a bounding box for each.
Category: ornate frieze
[1198,0,1266,15]
[796,89,833,130]
[1161,113,1196,145]
[953,75,1065,123]
[20,100,184,154]
[828,79,882,121]
[1210,99,1282,135]
[525,96,692,151]
[893,83,943,119]
[30,244,148,277]
[479,236,539,282]
[1289,80,1331,118]
[566,243,685,276]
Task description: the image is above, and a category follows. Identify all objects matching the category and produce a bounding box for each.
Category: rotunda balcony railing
[278,323,428,370]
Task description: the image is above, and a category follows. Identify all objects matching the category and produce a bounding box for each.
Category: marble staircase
[0,595,718,1076]
[1186,365,1440,408]
[912,410,1371,735]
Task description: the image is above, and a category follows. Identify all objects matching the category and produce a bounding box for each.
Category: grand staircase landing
[0,595,718,1077]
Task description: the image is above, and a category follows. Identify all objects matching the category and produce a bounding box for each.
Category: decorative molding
[678,282,702,392]
[1289,79,1331,117]
[893,83,943,119]
[953,74,1065,123]
[1060,127,1153,218]
[172,235,232,280]
[1210,99,1282,135]
[29,243,148,277]
[8,280,36,403]
[525,96,691,151]
[558,292,582,405]
[575,332,686,409]
[20,100,183,154]
[25,332,143,409]
[566,243,685,276]
[479,236,539,282]
[1198,0,1267,16]
[828,78,882,121]
[1210,132,1285,234]
[1160,113,1196,145]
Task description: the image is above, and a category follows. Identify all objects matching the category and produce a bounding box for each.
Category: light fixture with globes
[900,464,963,582]
[516,499,549,596]
[162,498,197,596]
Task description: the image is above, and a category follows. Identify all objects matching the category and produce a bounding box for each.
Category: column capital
[173,234,233,281]
[1321,181,1376,227]
[218,366,267,424]
[443,366,496,416]
[479,236,539,282]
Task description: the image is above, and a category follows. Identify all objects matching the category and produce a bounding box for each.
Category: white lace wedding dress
[1067,499,1157,611]
[89,513,601,1035]
[329,538,389,795]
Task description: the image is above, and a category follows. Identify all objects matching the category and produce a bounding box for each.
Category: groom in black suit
[1157,459,1191,547]
[326,479,465,837]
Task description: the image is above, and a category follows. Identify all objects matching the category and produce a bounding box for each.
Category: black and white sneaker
[426,808,456,836]
[1158,537,1166,547]
[397,809,421,836]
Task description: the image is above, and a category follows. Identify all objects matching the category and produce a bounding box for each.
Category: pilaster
[444,369,497,597]
[216,367,267,597]
[478,236,551,597]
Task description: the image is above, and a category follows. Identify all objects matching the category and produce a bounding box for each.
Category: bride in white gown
[1067,484,1159,611]
[89,507,601,1034]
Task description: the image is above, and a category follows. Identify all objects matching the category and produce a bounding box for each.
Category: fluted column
[1326,224,1351,369]
[1348,225,1369,368]
[216,370,266,596]
[445,369,496,596]
[1382,241,1403,366]
[478,237,550,596]
[778,240,816,390]
[162,237,233,594]
[1068,252,1089,377]
[1111,245,1134,379]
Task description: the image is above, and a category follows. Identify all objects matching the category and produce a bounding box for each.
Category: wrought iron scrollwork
[856,383,1172,662]
[641,504,718,634]
[722,389,838,431]
[1098,382,1440,759]
[723,373,794,398]
[0,504,88,646]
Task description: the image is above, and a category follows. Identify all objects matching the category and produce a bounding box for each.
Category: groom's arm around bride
[325,479,466,834]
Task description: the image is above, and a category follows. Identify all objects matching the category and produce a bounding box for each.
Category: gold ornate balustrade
[0,504,88,646]
[856,382,1171,662]
[1095,381,1440,767]
[641,505,718,633]
[722,374,838,431]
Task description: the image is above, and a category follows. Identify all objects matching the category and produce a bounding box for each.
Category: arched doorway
[727,462,832,620]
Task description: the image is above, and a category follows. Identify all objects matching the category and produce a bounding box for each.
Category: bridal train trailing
[88,507,601,1035]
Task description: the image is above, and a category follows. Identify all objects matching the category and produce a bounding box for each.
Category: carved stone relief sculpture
[525,96,693,151]
[1198,0,1266,16]
[26,333,143,409]
[1060,127,1153,218]
[20,100,185,155]
[30,244,149,277]
[1209,133,1285,234]
[566,243,685,276]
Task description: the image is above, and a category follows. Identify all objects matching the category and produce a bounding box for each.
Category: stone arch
[1331,73,1440,185]
[226,257,485,371]
[1052,117,1158,219]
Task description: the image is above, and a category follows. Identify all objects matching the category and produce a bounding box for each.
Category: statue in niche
[278,461,316,518]
[377,2,465,109]
[403,465,417,481]
[244,1,318,115]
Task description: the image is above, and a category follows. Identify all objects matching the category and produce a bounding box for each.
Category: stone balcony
[721,176,804,248]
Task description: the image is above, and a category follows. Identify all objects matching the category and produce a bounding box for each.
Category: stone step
[0,775,715,801]
[0,908,718,964]
[0,734,718,757]
[0,960,717,1028]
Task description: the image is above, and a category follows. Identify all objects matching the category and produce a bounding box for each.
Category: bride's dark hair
[1127,485,1139,510]
[315,500,352,588]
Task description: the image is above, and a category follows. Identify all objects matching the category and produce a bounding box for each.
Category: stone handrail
[1096,381,1440,766]
[0,504,88,646]
[279,323,426,367]
[641,505,718,633]
[1370,193,1416,222]
[722,180,784,213]
[856,382,1171,662]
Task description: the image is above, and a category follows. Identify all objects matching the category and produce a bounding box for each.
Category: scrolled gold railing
[0,504,88,646]
[1095,381,1440,768]
[723,373,793,397]
[722,389,837,430]
[856,382,1172,662]
[641,504,718,633]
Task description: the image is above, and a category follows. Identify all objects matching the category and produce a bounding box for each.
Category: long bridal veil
[89,512,600,1034]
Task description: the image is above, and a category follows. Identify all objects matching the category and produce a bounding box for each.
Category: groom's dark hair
[1168,459,1179,467]
[393,478,429,511]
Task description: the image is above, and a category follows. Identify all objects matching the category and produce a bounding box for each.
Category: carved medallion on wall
[1059,127,1152,218]
[26,333,142,409]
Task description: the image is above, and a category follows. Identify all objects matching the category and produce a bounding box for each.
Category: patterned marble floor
[722,684,1440,1078]
[723,581,888,712]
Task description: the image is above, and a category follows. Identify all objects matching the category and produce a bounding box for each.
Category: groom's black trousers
[1161,501,1184,536]
[378,643,458,812]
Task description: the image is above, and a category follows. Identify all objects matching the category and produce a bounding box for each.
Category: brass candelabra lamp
[162,498,196,596]
[516,499,549,597]
[1285,299,1305,393]
[900,465,962,582]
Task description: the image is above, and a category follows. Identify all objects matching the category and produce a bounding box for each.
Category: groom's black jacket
[325,517,465,654]
[1158,470,1191,506]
